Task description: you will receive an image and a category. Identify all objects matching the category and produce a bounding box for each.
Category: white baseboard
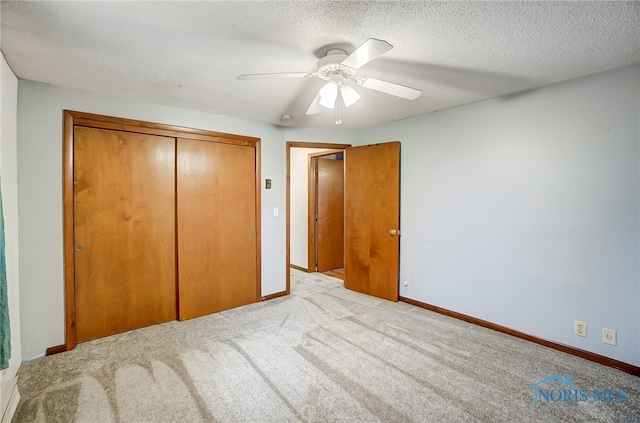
[1,377,20,423]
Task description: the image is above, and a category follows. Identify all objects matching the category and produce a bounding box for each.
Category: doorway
[286,140,401,301]
[286,142,350,292]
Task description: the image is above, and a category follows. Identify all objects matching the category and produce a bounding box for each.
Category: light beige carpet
[13,270,640,422]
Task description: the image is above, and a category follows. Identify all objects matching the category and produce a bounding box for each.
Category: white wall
[283,127,355,146]
[290,147,333,269]
[357,65,640,366]
[15,65,640,367]
[0,52,21,402]
[16,81,289,359]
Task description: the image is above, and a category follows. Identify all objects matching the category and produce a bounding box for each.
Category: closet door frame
[57,110,261,354]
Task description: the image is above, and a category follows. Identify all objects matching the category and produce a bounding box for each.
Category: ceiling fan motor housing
[316,50,356,83]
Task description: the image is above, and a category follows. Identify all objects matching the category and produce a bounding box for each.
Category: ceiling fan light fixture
[340,85,360,107]
[319,82,338,109]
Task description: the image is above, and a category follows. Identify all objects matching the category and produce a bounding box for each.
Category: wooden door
[74,127,176,342]
[316,157,344,272]
[177,138,258,320]
[344,142,400,301]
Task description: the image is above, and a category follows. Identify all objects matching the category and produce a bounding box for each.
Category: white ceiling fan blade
[341,38,393,69]
[237,72,312,80]
[306,90,323,115]
[340,85,360,107]
[361,77,422,100]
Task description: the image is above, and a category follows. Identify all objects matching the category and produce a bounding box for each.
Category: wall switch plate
[603,328,617,346]
[273,207,279,217]
[574,320,587,337]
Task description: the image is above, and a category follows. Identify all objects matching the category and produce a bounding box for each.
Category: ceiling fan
[237,38,422,125]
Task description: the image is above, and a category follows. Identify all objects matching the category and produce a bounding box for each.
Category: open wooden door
[344,141,400,302]
[315,156,344,272]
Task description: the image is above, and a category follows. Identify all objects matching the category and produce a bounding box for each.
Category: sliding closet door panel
[74,127,176,342]
[177,138,258,320]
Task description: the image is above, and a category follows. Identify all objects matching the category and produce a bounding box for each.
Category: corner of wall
[1,48,22,382]
[0,376,20,423]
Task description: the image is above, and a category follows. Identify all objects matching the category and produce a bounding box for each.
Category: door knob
[389,229,398,236]
[76,245,84,252]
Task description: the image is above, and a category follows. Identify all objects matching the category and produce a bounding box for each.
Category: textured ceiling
[2,1,639,130]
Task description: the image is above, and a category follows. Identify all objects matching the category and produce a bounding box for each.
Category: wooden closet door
[177,138,258,320]
[74,127,176,342]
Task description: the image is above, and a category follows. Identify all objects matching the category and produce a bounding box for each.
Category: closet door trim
[69,110,260,146]
[59,110,261,353]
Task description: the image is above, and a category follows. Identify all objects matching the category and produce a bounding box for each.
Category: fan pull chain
[335,89,343,125]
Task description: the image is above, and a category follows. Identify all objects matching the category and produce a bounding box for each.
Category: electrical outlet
[403,281,409,289]
[603,328,617,346]
[574,320,587,337]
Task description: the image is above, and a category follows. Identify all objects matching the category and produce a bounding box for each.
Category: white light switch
[273,207,279,217]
